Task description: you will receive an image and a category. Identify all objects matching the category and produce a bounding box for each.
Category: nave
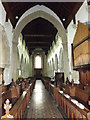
[0,1,90,119]
[24,80,64,119]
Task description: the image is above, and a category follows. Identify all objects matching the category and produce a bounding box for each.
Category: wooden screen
[73,21,90,67]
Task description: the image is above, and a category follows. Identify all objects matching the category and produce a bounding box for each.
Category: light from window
[35,55,42,68]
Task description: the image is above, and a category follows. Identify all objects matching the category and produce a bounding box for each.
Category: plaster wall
[0,1,14,85]
[17,34,32,79]
[47,33,63,78]
[0,0,6,26]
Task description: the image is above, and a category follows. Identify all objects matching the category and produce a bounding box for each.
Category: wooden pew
[16,85,20,98]
[9,86,19,106]
[75,86,90,103]
[0,85,20,118]
[0,90,11,118]
[41,77,51,91]
[1,78,35,119]
[65,83,90,106]
[58,91,90,119]
[50,85,90,119]
[0,85,7,94]
[30,79,35,95]
[49,83,55,96]
[53,86,60,105]
[44,79,90,119]
[9,81,35,119]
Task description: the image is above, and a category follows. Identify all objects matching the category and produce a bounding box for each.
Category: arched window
[35,55,42,69]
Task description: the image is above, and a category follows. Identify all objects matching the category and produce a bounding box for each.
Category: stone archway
[12,5,69,81]
[13,5,66,44]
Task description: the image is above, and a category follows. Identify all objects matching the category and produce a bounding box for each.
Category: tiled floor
[24,80,64,119]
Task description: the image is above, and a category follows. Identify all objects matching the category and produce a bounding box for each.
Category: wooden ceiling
[2,2,83,55]
[22,17,57,55]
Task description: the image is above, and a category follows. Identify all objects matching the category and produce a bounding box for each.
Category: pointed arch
[13,5,66,44]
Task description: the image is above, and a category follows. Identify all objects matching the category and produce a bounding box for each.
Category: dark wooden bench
[0,85,20,118]
[41,76,51,90]
[42,77,90,119]
[9,81,35,119]
[0,90,11,118]
[1,79,35,119]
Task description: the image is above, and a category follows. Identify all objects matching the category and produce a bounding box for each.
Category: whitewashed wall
[0,0,6,27]
[0,1,12,85]
[47,33,63,78]
[17,34,32,78]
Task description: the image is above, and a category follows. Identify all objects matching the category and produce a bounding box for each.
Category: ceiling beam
[28,46,49,48]
[24,34,53,37]
[28,47,49,50]
[25,39,53,42]
[27,43,50,46]
[26,41,51,44]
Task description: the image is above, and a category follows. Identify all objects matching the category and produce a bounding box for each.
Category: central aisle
[25,80,63,119]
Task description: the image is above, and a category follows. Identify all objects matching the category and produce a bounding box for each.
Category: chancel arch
[12,4,69,80]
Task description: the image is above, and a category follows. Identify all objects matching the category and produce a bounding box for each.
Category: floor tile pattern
[25,80,63,119]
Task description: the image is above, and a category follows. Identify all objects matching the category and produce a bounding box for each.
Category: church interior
[0,0,90,119]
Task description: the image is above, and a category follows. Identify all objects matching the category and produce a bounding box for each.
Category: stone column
[10,41,18,81]
[62,39,69,82]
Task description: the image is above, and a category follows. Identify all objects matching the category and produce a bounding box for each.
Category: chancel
[0,0,90,119]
